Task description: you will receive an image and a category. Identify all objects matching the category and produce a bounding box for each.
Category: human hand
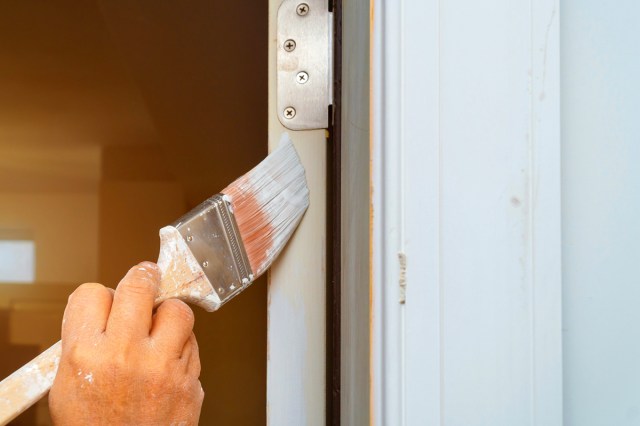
[49,262,204,425]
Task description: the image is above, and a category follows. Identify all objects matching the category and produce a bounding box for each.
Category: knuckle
[179,376,198,395]
[144,368,167,390]
[190,334,200,353]
[138,261,160,273]
[191,335,201,361]
[103,348,135,376]
[64,344,95,371]
[192,358,202,378]
[120,275,157,297]
[130,262,160,282]
[184,378,205,404]
[72,283,108,301]
[162,299,195,326]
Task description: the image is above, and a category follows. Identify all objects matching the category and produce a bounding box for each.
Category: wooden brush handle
[0,227,216,425]
[0,341,62,424]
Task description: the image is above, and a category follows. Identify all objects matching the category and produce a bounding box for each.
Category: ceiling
[0,1,156,148]
[0,0,268,204]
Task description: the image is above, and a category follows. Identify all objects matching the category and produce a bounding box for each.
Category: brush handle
[0,341,62,425]
[0,227,216,425]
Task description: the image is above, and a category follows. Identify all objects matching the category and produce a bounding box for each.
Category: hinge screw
[284,107,296,119]
[284,39,296,52]
[296,3,309,16]
[296,71,309,84]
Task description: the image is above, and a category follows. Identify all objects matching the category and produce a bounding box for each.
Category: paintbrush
[0,134,309,425]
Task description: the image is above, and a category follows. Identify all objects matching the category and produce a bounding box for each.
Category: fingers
[62,283,113,342]
[150,299,195,357]
[106,262,160,340]
[180,333,202,378]
[182,333,204,413]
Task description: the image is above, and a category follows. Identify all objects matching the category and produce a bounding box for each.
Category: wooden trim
[267,0,327,424]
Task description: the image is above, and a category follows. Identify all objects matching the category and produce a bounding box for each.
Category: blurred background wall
[0,1,267,424]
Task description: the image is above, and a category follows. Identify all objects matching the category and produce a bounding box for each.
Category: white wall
[561,1,640,424]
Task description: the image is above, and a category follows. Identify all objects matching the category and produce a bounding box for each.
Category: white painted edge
[267,0,327,424]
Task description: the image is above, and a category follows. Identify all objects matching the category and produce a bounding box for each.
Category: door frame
[266,1,328,424]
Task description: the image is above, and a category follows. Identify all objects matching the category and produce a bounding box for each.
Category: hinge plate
[277,0,333,130]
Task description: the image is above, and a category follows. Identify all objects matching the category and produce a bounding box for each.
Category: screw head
[297,3,309,16]
[202,261,209,267]
[284,107,296,119]
[284,39,296,52]
[296,71,309,84]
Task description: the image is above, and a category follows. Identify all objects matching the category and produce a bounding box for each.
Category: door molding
[267,1,328,425]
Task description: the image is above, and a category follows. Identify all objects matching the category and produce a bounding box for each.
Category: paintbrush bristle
[222,133,309,278]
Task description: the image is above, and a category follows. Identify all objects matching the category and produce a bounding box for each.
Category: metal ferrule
[172,194,253,306]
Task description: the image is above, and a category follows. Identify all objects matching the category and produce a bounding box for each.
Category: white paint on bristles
[223,133,310,278]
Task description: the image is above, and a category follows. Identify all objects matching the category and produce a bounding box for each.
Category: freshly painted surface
[561,2,640,424]
[372,0,562,424]
[267,0,327,424]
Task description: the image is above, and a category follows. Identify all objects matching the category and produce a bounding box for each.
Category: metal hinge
[277,0,333,130]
